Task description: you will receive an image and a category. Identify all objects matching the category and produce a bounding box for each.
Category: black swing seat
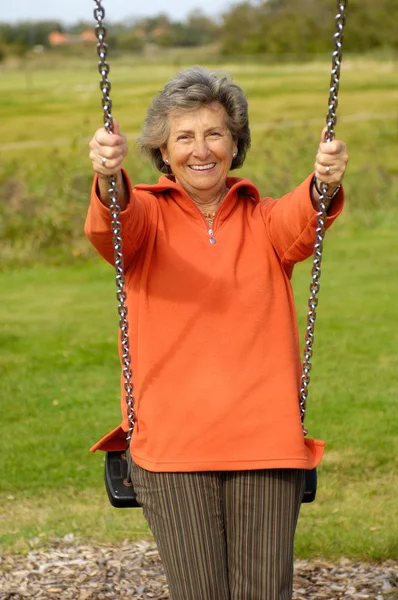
[303,468,317,503]
[105,450,141,508]
[104,449,316,507]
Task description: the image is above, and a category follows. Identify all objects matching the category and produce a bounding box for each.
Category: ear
[160,145,168,162]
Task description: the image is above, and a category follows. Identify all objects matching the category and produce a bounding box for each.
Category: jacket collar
[134,175,260,224]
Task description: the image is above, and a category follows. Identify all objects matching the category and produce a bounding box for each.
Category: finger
[113,118,121,136]
[320,123,340,144]
[314,162,333,179]
[320,126,329,144]
[94,128,126,149]
[94,144,126,161]
[94,151,124,169]
[319,140,347,157]
[314,154,343,179]
[105,119,125,145]
[315,149,333,170]
[314,161,346,186]
[90,152,124,176]
[316,169,336,183]
[102,153,125,169]
[319,142,337,156]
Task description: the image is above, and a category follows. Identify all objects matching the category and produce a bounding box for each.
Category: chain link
[93,1,135,441]
[299,1,347,433]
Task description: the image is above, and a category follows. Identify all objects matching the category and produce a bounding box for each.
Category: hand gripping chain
[93,1,135,442]
[299,1,347,433]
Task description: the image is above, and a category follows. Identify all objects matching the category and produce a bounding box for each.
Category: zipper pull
[208,228,216,244]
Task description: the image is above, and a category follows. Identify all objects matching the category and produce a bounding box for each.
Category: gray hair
[137,66,251,174]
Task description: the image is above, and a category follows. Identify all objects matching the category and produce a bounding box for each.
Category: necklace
[201,210,217,227]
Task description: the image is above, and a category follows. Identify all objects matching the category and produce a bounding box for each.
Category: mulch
[0,535,397,599]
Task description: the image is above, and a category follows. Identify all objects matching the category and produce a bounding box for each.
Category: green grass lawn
[0,54,397,559]
[0,220,397,559]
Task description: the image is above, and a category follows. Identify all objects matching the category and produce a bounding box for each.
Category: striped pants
[131,465,305,600]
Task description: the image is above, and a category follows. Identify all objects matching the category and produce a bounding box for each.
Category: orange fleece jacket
[85,172,344,471]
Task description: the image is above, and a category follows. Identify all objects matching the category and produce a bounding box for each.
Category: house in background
[48,30,96,47]
[48,32,70,46]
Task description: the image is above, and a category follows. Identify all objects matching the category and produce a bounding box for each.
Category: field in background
[1,53,398,267]
[0,54,397,559]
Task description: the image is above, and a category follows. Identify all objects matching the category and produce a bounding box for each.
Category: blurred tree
[68,21,94,35]
[220,0,398,55]
[135,14,171,35]
[158,12,219,47]
[1,1,397,58]
[0,21,64,50]
[114,29,144,52]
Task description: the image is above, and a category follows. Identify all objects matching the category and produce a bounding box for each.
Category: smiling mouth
[189,163,216,171]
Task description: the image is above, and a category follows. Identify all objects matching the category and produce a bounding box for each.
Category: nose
[192,137,209,161]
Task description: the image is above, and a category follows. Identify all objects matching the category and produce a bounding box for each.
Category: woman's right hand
[89,118,128,179]
[89,119,129,208]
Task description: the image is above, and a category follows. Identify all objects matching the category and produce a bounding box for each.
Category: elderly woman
[86,66,348,600]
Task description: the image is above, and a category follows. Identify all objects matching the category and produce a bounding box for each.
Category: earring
[164,159,170,166]
[233,152,237,158]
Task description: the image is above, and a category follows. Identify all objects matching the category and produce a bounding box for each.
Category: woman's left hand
[314,127,349,194]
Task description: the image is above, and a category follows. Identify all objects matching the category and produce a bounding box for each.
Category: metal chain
[299,1,347,433]
[93,1,135,442]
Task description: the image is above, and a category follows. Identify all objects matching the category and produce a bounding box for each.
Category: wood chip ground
[1,536,397,599]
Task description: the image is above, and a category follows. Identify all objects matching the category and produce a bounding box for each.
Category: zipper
[191,196,226,245]
[195,207,218,244]
[208,227,216,244]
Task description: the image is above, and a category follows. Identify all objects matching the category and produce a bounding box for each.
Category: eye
[177,134,190,141]
[209,131,222,137]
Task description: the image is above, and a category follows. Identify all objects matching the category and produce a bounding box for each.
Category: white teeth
[189,163,216,171]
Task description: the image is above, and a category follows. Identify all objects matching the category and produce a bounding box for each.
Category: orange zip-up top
[85,171,344,472]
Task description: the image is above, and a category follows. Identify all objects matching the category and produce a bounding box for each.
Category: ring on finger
[100,156,107,167]
[325,165,330,174]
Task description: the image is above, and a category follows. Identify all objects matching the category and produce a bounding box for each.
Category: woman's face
[161,102,238,200]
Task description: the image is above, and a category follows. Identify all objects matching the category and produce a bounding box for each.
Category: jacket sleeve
[84,170,150,269]
[260,173,344,276]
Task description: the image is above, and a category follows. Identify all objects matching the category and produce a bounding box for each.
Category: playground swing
[92,0,348,508]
